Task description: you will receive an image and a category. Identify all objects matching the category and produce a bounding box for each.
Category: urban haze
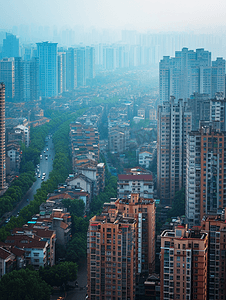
[0,1,226,300]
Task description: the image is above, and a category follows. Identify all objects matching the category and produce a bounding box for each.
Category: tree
[0,268,51,300]
[39,262,78,288]
[62,198,85,218]
[167,188,185,218]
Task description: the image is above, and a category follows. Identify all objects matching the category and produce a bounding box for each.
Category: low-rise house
[0,247,16,278]
[4,235,48,270]
[139,151,153,168]
[12,227,56,267]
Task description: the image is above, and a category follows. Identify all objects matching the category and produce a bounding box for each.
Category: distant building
[0,83,6,189]
[6,142,21,174]
[85,46,95,81]
[2,33,19,58]
[36,42,58,98]
[0,58,15,101]
[139,151,153,169]
[76,47,86,87]
[57,52,66,94]
[108,126,130,154]
[159,48,225,104]
[66,48,77,91]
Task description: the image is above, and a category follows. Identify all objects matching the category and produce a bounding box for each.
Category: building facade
[87,209,137,300]
[117,174,154,199]
[159,48,225,104]
[160,225,208,300]
[36,42,58,98]
[186,127,226,228]
[0,83,6,189]
[201,211,226,300]
[157,97,192,204]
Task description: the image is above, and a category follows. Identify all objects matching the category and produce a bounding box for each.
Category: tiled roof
[0,247,12,260]
[118,174,153,181]
[60,222,68,230]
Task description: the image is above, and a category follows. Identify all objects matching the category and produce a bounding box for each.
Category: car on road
[38,174,40,178]
[42,176,45,180]
[43,173,46,176]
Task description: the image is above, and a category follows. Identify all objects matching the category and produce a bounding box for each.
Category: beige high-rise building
[201,210,226,300]
[87,193,156,300]
[87,208,137,300]
[0,83,6,189]
[160,225,208,300]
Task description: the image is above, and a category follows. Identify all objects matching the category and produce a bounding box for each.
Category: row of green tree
[0,109,85,241]
[0,261,78,300]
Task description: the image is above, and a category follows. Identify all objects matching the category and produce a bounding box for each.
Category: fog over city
[1,1,226,300]
[1,0,226,32]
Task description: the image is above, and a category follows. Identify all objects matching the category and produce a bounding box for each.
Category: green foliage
[90,171,117,216]
[62,198,85,218]
[0,109,85,241]
[131,119,150,129]
[39,261,78,287]
[167,188,185,218]
[0,171,35,217]
[0,268,51,300]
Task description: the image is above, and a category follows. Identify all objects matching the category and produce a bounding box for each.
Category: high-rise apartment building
[159,48,225,104]
[85,46,95,81]
[76,47,86,87]
[57,52,66,94]
[30,57,39,101]
[66,48,77,91]
[87,193,156,300]
[0,83,6,189]
[115,193,156,275]
[0,58,15,101]
[186,127,226,228]
[157,97,192,203]
[201,210,226,300]
[36,42,57,98]
[160,225,208,300]
[87,208,137,300]
[2,33,19,58]
[210,93,226,131]
[211,58,225,98]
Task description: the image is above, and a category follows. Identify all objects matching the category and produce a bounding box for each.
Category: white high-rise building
[159,48,225,104]
[157,96,192,203]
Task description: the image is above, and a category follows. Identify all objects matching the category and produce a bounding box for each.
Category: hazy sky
[1,0,226,32]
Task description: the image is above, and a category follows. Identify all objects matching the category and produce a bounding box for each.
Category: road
[12,136,55,216]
